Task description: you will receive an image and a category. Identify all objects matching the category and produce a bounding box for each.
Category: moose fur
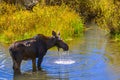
[9,31,69,74]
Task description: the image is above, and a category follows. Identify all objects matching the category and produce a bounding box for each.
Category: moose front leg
[37,56,44,70]
[32,58,36,72]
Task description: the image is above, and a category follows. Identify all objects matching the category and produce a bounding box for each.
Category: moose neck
[44,37,56,50]
[35,34,56,50]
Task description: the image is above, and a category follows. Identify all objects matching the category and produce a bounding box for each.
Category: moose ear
[52,31,56,36]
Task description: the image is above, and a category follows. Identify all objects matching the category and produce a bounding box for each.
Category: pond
[0,23,120,80]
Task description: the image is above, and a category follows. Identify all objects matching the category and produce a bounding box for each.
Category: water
[0,23,120,80]
[54,51,75,65]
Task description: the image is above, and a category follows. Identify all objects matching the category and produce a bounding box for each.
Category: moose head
[51,31,69,51]
[34,31,69,51]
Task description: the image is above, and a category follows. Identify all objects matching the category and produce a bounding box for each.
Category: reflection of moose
[9,31,69,74]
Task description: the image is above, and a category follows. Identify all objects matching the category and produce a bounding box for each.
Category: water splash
[54,51,75,65]
[54,59,75,65]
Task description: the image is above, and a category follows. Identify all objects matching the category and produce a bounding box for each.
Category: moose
[9,31,69,74]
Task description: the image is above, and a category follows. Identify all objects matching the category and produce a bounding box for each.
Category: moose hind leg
[32,58,36,72]
[13,59,22,75]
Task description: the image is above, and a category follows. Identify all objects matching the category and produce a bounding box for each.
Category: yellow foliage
[0,3,83,43]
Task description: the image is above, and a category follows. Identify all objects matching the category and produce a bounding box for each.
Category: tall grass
[0,3,83,43]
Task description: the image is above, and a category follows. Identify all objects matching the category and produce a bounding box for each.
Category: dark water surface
[0,23,120,80]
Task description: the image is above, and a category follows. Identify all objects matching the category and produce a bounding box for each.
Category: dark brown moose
[9,31,69,74]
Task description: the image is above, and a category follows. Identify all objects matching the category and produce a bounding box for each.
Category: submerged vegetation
[1,0,120,43]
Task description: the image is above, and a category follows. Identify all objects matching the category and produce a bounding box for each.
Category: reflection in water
[13,71,50,80]
[0,23,120,80]
[106,41,120,79]
[43,53,112,80]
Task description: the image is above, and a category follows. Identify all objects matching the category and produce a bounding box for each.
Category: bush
[0,4,83,43]
[62,0,120,40]
[0,2,17,15]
